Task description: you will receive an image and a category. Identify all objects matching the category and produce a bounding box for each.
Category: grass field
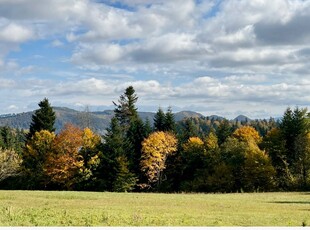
[0,190,309,226]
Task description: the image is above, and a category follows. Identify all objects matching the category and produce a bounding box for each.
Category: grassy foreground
[0,190,309,226]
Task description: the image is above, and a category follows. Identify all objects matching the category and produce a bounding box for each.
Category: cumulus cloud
[0,0,310,119]
[0,23,34,43]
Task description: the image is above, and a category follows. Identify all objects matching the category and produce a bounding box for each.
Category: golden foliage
[232,126,262,144]
[0,148,22,181]
[205,132,219,151]
[243,141,276,190]
[141,131,177,184]
[82,127,101,149]
[183,136,205,154]
[24,130,55,159]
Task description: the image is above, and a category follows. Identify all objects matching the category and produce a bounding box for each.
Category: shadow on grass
[272,201,310,204]
[300,192,310,195]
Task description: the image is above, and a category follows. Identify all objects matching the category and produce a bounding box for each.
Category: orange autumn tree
[44,124,101,190]
[141,131,177,187]
[44,124,83,189]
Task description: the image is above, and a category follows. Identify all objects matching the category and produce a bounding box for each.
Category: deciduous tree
[22,130,55,188]
[141,131,177,187]
[44,124,84,190]
[232,126,262,144]
[0,148,22,182]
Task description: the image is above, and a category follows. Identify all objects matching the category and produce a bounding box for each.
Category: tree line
[0,86,310,192]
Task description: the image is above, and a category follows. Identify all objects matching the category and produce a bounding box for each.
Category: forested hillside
[1,86,309,193]
[0,107,207,134]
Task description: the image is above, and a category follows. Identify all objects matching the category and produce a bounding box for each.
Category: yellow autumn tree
[232,126,262,144]
[0,148,22,182]
[183,137,204,153]
[79,127,102,181]
[141,131,177,186]
[22,130,55,188]
[243,140,276,191]
[205,131,219,152]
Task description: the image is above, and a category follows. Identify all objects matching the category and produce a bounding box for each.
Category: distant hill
[207,115,225,121]
[174,111,204,121]
[0,107,207,134]
[233,115,252,122]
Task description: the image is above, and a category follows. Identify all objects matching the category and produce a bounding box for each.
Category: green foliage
[262,128,292,189]
[220,131,276,192]
[243,141,276,191]
[113,86,138,129]
[0,126,25,154]
[294,133,310,189]
[164,107,176,133]
[216,119,233,145]
[100,117,136,191]
[113,156,138,192]
[154,107,176,133]
[154,107,166,131]
[126,117,148,177]
[28,98,56,139]
[3,92,310,193]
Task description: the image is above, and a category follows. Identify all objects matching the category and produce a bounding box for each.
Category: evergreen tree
[127,117,148,176]
[28,98,56,139]
[154,107,166,131]
[111,86,145,189]
[100,117,128,190]
[216,119,233,145]
[179,118,199,144]
[112,156,137,192]
[164,107,176,132]
[144,118,153,137]
[279,107,310,189]
[113,86,138,130]
[0,126,15,150]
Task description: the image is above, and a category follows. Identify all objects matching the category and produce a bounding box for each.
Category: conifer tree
[113,86,138,130]
[154,107,166,131]
[164,107,176,132]
[28,98,56,139]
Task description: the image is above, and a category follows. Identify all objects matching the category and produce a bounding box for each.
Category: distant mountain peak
[233,115,252,122]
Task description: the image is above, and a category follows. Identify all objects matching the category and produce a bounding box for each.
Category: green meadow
[0,190,309,226]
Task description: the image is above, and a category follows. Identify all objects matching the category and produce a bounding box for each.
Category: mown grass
[0,190,309,226]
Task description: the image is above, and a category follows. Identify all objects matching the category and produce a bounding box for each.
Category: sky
[0,0,310,119]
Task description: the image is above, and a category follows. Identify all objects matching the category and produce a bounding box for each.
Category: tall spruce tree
[154,107,166,131]
[216,119,233,145]
[100,117,131,190]
[111,86,142,189]
[28,98,56,139]
[164,106,176,132]
[280,107,309,165]
[113,86,138,130]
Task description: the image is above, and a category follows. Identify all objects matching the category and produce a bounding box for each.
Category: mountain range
[0,107,251,134]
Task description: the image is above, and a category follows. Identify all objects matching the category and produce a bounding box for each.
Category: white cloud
[7,105,18,111]
[0,23,34,43]
[0,0,310,119]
